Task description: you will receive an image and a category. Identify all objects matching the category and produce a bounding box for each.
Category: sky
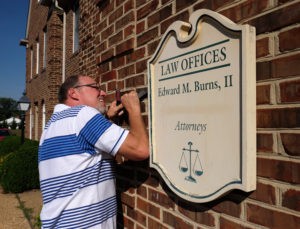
[0,0,29,101]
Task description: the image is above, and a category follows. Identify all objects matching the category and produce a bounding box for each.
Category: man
[38,75,149,228]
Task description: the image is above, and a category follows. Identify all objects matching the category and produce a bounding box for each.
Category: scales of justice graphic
[179,142,203,183]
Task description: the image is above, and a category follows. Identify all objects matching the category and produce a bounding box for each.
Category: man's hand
[121,91,141,115]
[106,101,124,120]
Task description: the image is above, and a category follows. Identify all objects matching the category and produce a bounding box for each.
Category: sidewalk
[0,186,42,229]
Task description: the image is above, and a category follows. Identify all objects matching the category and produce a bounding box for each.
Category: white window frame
[73,1,79,53]
[36,41,39,74]
[30,48,33,79]
[42,102,46,130]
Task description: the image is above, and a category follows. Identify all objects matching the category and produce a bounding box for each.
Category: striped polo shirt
[38,104,128,229]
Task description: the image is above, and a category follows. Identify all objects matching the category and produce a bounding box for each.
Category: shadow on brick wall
[116,159,150,228]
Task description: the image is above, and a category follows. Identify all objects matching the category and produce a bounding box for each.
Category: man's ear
[68,88,79,101]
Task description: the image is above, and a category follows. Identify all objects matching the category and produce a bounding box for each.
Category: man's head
[58,75,107,114]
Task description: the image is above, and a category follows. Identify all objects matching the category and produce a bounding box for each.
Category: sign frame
[148,9,256,203]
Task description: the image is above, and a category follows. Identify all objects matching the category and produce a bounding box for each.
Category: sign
[148,10,256,203]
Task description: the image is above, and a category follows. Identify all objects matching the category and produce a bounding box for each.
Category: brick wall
[25,0,300,228]
[82,0,300,228]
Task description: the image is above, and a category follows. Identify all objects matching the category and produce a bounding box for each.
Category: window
[30,47,33,79]
[43,29,47,68]
[73,1,79,52]
[36,40,39,74]
[42,102,46,130]
[34,104,39,140]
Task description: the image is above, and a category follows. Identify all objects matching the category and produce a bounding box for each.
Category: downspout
[54,0,66,82]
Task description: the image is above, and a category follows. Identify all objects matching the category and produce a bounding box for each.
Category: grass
[15,193,34,229]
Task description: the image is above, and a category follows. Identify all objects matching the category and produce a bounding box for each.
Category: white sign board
[148,10,256,203]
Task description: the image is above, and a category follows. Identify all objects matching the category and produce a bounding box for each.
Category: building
[20,0,300,228]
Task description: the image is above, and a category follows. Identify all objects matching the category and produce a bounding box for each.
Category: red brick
[194,0,235,11]
[148,4,172,28]
[116,0,123,7]
[101,48,114,62]
[144,174,159,187]
[101,70,116,82]
[136,20,145,34]
[148,39,160,56]
[220,0,269,23]
[121,192,135,208]
[101,25,114,40]
[148,217,168,229]
[136,59,148,73]
[280,79,300,103]
[137,27,158,46]
[137,0,159,20]
[95,19,107,34]
[124,0,134,12]
[281,133,300,156]
[178,203,215,227]
[125,74,145,88]
[116,11,135,30]
[118,64,135,79]
[220,217,252,229]
[247,203,300,228]
[107,81,117,92]
[117,80,125,90]
[136,0,147,8]
[257,157,300,183]
[257,108,300,128]
[116,38,134,56]
[176,0,198,12]
[124,24,135,38]
[109,6,123,24]
[123,215,135,229]
[112,55,125,68]
[101,0,114,16]
[257,84,270,105]
[282,189,300,212]
[126,48,145,64]
[257,133,273,153]
[161,11,189,34]
[257,54,300,81]
[279,27,300,52]
[127,207,147,226]
[98,62,110,74]
[163,211,193,229]
[148,188,175,209]
[248,2,300,34]
[137,197,160,219]
[137,185,147,198]
[256,37,269,58]
[109,31,123,47]
[212,200,241,218]
[142,114,148,126]
[249,182,276,205]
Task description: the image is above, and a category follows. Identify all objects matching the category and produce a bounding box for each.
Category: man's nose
[100,90,107,97]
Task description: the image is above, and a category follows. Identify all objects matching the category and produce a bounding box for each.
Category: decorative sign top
[148,10,256,203]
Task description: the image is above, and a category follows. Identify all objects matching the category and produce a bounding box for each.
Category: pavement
[0,186,42,229]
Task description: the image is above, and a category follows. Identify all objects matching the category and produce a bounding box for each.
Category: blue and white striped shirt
[38,104,128,228]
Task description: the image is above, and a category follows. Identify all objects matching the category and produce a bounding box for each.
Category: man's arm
[116,91,149,161]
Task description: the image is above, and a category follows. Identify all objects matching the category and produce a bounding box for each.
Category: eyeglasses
[74,83,101,91]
